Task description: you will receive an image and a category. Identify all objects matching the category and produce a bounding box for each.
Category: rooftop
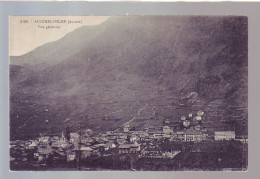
[215,131,235,135]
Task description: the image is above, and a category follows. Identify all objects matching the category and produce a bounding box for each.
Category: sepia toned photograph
[9,16,248,171]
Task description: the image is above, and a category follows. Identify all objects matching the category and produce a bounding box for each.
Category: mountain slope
[10,16,248,140]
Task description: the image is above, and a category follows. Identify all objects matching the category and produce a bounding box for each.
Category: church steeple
[61,131,65,138]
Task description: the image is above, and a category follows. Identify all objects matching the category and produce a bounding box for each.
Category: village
[10,109,247,170]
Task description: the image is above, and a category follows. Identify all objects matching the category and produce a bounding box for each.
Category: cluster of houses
[10,110,238,165]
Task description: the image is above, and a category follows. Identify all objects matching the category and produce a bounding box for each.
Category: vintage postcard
[9,16,248,171]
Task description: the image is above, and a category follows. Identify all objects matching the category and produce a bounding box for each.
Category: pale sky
[9,16,110,56]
